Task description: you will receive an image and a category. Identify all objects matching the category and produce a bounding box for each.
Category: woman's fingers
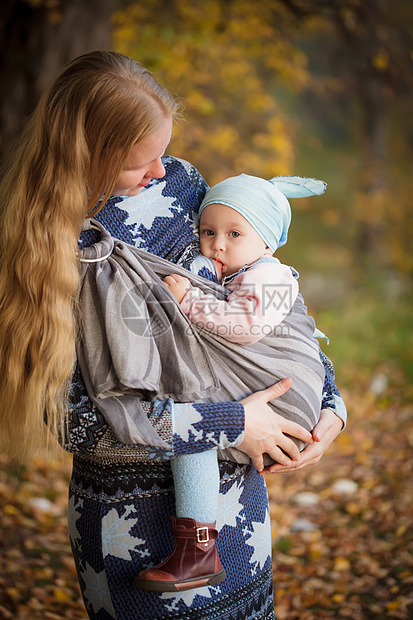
[258,377,293,401]
[312,407,344,442]
[276,418,314,446]
[246,434,297,472]
[261,409,343,474]
[248,444,291,472]
[239,378,292,409]
[262,441,323,474]
[248,450,265,473]
[238,378,317,471]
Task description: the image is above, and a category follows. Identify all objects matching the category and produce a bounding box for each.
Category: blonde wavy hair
[0,51,178,460]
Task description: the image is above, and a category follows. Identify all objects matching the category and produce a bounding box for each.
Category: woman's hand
[261,408,343,474]
[238,378,314,473]
[163,274,192,303]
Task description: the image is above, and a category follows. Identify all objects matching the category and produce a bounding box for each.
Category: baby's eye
[229,231,240,238]
[202,229,214,237]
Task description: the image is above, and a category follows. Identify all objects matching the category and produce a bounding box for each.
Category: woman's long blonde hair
[0,51,178,460]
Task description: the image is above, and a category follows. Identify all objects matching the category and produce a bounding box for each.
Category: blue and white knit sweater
[65,156,346,620]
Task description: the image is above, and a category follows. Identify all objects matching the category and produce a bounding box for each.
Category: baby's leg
[171,449,219,522]
[135,448,225,592]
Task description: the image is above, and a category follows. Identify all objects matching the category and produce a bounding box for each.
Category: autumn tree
[113,0,413,276]
[283,0,413,274]
[113,0,309,184]
[1,0,411,274]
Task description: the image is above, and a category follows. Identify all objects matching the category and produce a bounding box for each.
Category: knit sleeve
[63,363,244,457]
[320,349,347,428]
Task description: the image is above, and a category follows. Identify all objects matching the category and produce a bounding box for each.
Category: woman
[0,51,346,619]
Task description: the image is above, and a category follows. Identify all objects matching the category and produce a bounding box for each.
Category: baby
[164,174,307,344]
[136,173,326,593]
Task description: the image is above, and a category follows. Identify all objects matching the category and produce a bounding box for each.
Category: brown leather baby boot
[134,517,226,592]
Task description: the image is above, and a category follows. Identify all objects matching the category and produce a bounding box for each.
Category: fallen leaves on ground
[0,456,87,619]
[0,383,412,619]
[267,385,413,619]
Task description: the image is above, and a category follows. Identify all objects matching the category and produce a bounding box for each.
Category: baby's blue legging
[171,448,219,523]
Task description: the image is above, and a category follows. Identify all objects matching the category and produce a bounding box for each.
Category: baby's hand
[212,259,223,281]
[163,274,192,303]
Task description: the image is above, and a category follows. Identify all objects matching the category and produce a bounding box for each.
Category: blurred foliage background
[0,1,412,618]
[111,0,413,396]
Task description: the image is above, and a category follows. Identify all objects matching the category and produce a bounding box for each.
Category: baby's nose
[212,235,225,251]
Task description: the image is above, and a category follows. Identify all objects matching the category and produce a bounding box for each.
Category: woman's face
[111,116,173,197]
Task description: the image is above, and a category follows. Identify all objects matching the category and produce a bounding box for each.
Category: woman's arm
[64,363,314,467]
[320,349,347,428]
[64,362,244,456]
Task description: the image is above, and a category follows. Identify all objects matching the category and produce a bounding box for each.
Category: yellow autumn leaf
[345,502,361,515]
[53,587,72,603]
[386,600,401,611]
[372,49,389,71]
[5,587,20,601]
[333,557,351,571]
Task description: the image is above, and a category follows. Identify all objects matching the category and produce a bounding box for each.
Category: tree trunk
[0,0,115,165]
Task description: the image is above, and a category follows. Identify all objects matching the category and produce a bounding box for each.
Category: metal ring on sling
[78,219,115,263]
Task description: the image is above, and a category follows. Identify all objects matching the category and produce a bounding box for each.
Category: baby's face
[199,203,271,278]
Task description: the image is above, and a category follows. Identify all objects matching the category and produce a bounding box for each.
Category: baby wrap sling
[78,219,325,465]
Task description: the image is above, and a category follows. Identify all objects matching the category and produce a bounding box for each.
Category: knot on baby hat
[198,174,327,252]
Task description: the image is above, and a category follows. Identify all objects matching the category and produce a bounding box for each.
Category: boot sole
[134,568,226,592]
